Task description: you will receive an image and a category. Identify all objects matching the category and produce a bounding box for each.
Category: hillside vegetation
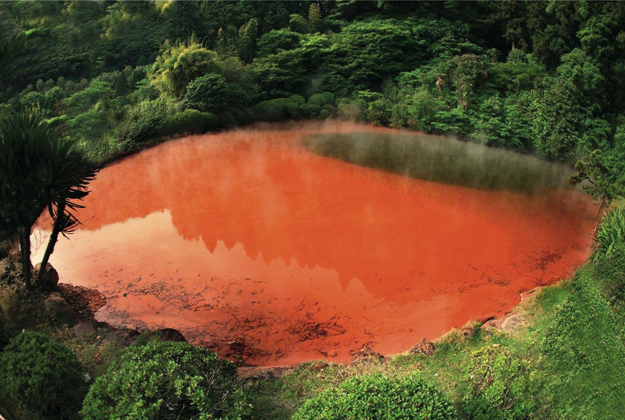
[1,1,625,419]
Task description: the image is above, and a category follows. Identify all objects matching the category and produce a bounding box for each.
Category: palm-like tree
[0,111,97,288]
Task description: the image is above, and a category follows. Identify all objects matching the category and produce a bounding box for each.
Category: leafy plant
[543,275,625,418]
[293,373,456,420]
[594,203,625,261]
[0,110,96,288]
[181,73,228,113]
[81,341,249,420]
[0,331,88,420]
[462,346,537,420]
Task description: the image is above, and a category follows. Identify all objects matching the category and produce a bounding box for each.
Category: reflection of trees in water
[303,132,575,195]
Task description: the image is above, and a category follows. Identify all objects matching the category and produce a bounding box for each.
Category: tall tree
[0,111,96,288]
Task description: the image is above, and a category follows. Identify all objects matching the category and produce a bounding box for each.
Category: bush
[293,373,456,420]
[300,103,321,117]
[543,275,625,418]
[217,111,237,129]
[0,308,14,350]
[594,242,625,302]
[308,92,331,106]
[270,98,299,115]
[462,346,536,420]
[289,94,306,104]
[594,204,625,262]
[0,332,87,420]
[181,74,227,113]
[81,341,248,420]
[323,104,338,116]
[234,110,250,125]
[249,100,285,122]
[123,114,164,148]
[163,109,218,136]
[321,92,336,106]
[243,108,256,123]
[319,109,330,119]
[336,98,365,120]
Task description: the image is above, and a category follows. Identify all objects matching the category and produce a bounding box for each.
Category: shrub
[293,373,456,420]
[543,275,625,418]
[323,104,337,116]
[319,109,330,119]
[462,346,536,420]
[243,108,256,123]
[594,204,625,262]
[300,103,321,117]
[270,98,299,115]
[249,100,285,122]
[203,112,221,131]
[81,341,248,420]
[0,332,87,420]
[123,114,164,148]
[308,93,329,106]
[321,92,336,106]
[594,242,625,302]
[336,98,365,120]
[289,94,306,104]
[217,111,237,129]
[163,109,219,136]
[0,307,14,349]
[234,110,249,125]
[181,74,227,113]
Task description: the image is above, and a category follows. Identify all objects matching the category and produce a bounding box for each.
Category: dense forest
[2,1,625,419]
[1,0,625,176]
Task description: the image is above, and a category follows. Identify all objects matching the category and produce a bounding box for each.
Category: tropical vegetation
[1,1,625,419]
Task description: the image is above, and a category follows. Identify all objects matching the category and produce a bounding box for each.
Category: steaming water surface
[33,122,596,365]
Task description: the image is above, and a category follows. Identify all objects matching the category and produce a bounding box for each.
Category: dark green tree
[0,111,96,288]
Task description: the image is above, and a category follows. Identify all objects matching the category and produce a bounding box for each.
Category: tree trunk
[19,226,31,288]
[37,201,65,288]
[593,198,607,235]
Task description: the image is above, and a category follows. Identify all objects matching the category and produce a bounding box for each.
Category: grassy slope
[246,257,625,419]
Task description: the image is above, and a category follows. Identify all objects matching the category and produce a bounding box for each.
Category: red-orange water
[33,122,596,366]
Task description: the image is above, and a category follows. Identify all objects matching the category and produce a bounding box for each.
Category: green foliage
[256,29,302,58]
[0,331,88,420]
[336,98,365,121]
[543,275,625,418]
[324,19,416,94]
[307,92,334,107]
[181,73,227,113]
[252,31,328,94]
[248,102,282,122]
[570,149,625,204]
[150,40,220,98]
[0,307,14,350]
[594,204,625,262]
[293,373,456,420]
[288,94,305,104]
[81,341,248,420]
[300,103,321,118]
[163,110,219,136]
[217,110,237,129]
[594,242,625,303]
[462,346,537,419]
[0,110,96,287]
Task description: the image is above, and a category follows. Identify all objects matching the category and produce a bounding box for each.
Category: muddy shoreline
[60,279,545,378]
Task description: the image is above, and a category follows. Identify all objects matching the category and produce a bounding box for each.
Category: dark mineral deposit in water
[33,122,597,366]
